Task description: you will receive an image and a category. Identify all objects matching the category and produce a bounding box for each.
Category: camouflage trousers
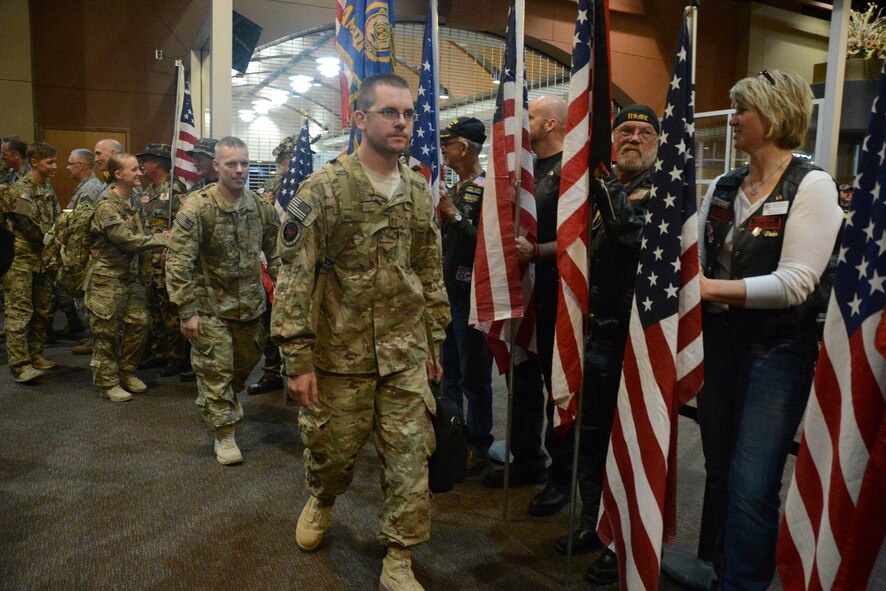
[86,276,147,388]
[301,365,436,548]
[2,264,53,375]
[192,315,262,428]
[146,273,184,361]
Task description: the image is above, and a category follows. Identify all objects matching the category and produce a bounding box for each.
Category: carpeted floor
[4,323,872,590]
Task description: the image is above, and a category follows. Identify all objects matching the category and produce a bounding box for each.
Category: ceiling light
[316,56,341,78]
[239,110,255,122]
[267,89,289,105]
[246,61,260,74]
[289,74,314,94]
[252,100,271,114]
[492,79,500,85]
[439,93,449,100]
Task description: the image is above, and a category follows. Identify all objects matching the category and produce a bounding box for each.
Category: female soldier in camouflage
[85,154,167,402]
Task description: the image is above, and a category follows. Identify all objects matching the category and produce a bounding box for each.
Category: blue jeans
[441,298,494,454]
[697,311,818,591]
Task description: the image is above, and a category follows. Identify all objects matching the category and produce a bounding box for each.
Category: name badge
[762,201,789,216]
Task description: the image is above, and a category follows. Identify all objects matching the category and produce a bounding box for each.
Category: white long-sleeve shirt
[698,170,843,309]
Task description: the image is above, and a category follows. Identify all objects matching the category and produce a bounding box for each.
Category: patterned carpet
[0,325,829,590]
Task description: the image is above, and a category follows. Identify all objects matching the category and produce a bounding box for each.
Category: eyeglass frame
[757,69,777,86]
[612,124,658,142]
[362,107,418,122]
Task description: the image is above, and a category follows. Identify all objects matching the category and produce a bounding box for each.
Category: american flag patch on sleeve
[175,212,194,232]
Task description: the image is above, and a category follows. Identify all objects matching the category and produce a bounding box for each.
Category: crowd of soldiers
[1,71,665,590]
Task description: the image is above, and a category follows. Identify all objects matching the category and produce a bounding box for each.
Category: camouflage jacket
[3,175,58,272]
[270,153,450,377]
[87,191,166,280]
[69,173,106,209]
[166,184,281,321]
[142,175,187,234]
[2,163,30,186]
[187,178,215,196]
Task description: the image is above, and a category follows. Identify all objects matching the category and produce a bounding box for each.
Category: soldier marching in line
[1,142,60,383]
[85,153,167,402]
[271,73,450,591]
[136,144,188,378]
[166,136,280,465]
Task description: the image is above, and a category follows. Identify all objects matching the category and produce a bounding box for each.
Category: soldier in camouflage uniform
[270,74,450,591]
[137,144,188,376]
[1,142,60,383]
[246,134,297,396]
[1,137,31,185]
[85,154,167,402]
[166,136,280,465]
[66,149,105,209]
[185,138,218,194]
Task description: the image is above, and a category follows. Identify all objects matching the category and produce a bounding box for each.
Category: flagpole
[170,60,185,228]
[687,2,697,89]
[431,0,441,190]
[501,0,527,522]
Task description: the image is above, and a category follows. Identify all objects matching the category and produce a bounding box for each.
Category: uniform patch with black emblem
[175,212,194,232]
[282,220,300,245]
[101,214,122,228]
[286,195,312,222]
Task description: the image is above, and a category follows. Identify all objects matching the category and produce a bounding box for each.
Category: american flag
[596,11,703,590]
[776,61,886,591]
[468,0,537,366]
[274,119,314,221]
[335,0,350,128]
[173,68,199,186]
[335,0,394,153]
[408,3,441,208]
[551,0,612,432]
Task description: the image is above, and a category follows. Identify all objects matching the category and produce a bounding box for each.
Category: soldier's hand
[515,235,535,264]
[181,315,201,342]
[288,372,319,412]
[426,360,443,383]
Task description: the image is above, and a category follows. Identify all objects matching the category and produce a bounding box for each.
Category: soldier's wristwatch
[453,212,463,223]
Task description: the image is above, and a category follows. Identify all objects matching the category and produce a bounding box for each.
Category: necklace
[748,155,791,196]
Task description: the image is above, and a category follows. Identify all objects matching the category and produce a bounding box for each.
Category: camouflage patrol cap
[186,138,218,158]
[136,143,172,161]
[272,134,300,160]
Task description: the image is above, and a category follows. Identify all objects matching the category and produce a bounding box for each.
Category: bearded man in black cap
[437,117,498,475]
[545,104,661,587]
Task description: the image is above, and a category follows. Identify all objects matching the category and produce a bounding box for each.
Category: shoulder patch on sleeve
[281,220,301,246]
[101,214,123,228]
[175,211,195,232]
[286,195,313,224]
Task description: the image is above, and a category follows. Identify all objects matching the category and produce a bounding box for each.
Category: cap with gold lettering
[612,104,661,135]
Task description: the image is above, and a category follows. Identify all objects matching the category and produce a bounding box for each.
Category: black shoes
[554,528,603,555]
[464,450,491,477]
[528,483,570,517]
[138,356,166,370]
[179,364,196,382]
[482,465,546,489]
[247,373,283,395]
[585,548,619,586]
[159,359,187,377]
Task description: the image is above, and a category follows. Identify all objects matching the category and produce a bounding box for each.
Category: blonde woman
[697,70,843,590]
[85,154,167,402]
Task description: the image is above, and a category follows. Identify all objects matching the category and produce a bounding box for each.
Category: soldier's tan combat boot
[120,373,147,393]
[31,355,56,370]
[101,385,133,402]
[296,495,333,551]
[379,546,425,591]
[214,425,243,465]
[14,365,44,383]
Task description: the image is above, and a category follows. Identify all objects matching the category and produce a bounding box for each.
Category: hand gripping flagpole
[501,0,527,522]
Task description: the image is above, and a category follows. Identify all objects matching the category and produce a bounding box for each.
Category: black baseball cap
[440,116,487,145]
[612,104,661,135]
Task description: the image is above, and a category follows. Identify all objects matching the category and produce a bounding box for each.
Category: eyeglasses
[67,161,87,167]
[757,69,776,86]
[364,108,417,121]
[613,125,657,142]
